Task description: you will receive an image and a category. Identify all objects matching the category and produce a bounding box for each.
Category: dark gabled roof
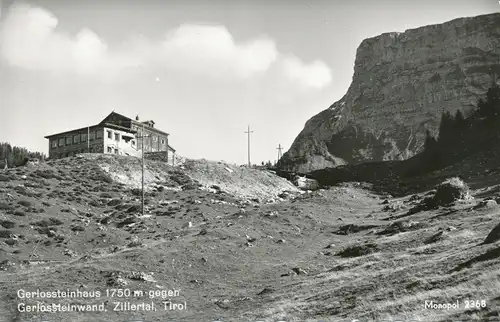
[101,111,170,137]
[44,124,101,139]
[131,120,170,137]
[99,111,131,126]
[44,122,138,139]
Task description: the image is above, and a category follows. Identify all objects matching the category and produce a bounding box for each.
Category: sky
[1,0,499,165]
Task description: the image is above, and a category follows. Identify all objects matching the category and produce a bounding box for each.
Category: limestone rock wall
[282,13,500,173]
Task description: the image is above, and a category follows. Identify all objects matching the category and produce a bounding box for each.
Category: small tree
[424,130,437,152]
[478,84,500,118]
[454,109,465,124]
[437,111,454,146]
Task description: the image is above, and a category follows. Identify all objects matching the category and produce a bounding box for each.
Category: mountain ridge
[280,12,500,173]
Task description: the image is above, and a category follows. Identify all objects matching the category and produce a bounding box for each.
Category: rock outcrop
[281,13,500,173]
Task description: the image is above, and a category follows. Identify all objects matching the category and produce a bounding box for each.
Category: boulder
[294,176,320,191]
[473,199,497,210]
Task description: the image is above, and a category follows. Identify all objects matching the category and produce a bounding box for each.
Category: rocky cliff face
[281,13,500,173]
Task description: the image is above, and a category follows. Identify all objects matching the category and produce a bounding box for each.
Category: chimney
[135,115,140,121]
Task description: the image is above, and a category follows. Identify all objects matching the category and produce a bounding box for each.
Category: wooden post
[245,125,253,167]
[142,122,145,217]
[166,135,169,165]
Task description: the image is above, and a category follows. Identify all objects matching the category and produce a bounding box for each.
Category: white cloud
[158,24,278,79]
[282,56,333,90]
[0,4,144,79]
[0,4,332,89]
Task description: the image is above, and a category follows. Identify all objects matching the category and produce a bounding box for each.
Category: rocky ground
[0,154,499,321]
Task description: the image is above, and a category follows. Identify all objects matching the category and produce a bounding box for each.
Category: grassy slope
[0,154,499,321]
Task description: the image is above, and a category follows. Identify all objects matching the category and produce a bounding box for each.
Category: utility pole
[277,144,283,161]
[245,125,253,167]
[141,122,145,217]
[166,134,169,165]
[134,121,151,217]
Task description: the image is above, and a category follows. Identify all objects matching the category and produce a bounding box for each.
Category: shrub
[0,203,12,211]
[0,230,13,238]
[14,186,34,197]
[33,169,56,179]
[36,227,57,236]
[107,199,122,206]
[95,173,113,184]
[31,218,63,227]
[130,188,142,196]
[127,205,141,213]
[432,177,471,206]
[377,220,425,236]
[0,220,15,229]
[71,225,85,232]
[337,243,378,258]
[18,200,32,207]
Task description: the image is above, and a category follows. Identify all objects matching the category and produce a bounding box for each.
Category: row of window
[51,129,165,149]
[134,128,167,145]
[106,130,138,146]
[107,130,120,141]
[51,131,102,148]
[54,147,99,158]
[107,146,120,154]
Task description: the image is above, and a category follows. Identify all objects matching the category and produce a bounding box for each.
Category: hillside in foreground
[0,154,499,321]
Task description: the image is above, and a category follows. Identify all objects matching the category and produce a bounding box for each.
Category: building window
[114,133,120,141]
[66,137,72,145]
[59,138,65,146]
[89,131,95,140]
[107,130,112,139]
[160,139,165,145]
[152,136,157,142]
[114,149,119,155]
[51,140,57,148]
[73,135,80,144]
[81,133,87,142]
[96,130,103,138]
[107,146,112,153]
